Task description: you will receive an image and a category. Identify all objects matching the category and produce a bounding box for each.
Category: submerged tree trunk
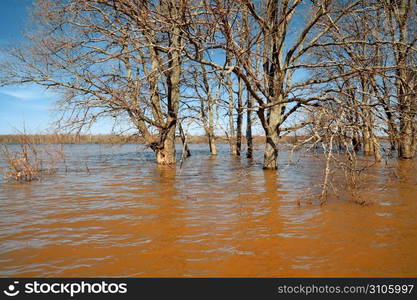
[155,126,176,165]
[263,129,280,170]
[208,133,217,155]
[363,126,374,155]
[387,118,398,151]
[154,0,182,165]
[259,0,287,169]
[208,98,217,155]
[236,77,243,156]
[391,0,415,159]
[372,135,382,162]
[246,92,253,159]
[260,93,284,169]
[226,73,238,156]
[412,122,417,157]
[179,123,191,157]
[399,121,413,159]
[207,73,217,155]
[261,99,286,169]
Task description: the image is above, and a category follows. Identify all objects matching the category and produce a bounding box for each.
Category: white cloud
[0,85,57,101]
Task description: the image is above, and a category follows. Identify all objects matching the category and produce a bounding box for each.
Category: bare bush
[1,134,65,182]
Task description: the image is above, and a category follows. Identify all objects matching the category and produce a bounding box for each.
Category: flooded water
[0,144,416,277]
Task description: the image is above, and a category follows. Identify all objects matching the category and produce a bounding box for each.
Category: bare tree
[1,0,413,171]
[382,0,417,159]
[184,0,360,169]
[187,63,218,155]
[309,3,383,161]
[0,0,188,165]
[306,0,416,162]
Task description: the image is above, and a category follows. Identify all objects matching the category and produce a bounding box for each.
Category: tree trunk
[412,122,417,157]
[387,118,397,151]
[262,100,285,169]
[236,77,243,156]
[246,92,253,159]
[208,134,217,155]
[208,92,217,155]
[178,123,191,157]
[392,0,414,159]
[260,0,285,169]
[263,129,279,169]
[372,135,382,162]
[242,11,253,159]
[227,77,238,156]
[399,121,413,159]
[200,63,217,156]
[363,127,374,155]
[155,127,176,165]
[226,51,238,156]
[352,131,361,152]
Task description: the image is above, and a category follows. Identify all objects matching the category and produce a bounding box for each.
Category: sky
[0,1,310,136]
[0,0,59,134]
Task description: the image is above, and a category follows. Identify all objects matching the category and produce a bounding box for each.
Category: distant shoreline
[0,134,390,145]
[0,134,268,145]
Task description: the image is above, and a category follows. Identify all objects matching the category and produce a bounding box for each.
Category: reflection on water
[0,144,416,277]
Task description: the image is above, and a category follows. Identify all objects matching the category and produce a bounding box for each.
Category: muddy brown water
[0,144,416,277]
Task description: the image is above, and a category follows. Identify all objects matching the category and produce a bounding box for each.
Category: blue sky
[0,0,56,134]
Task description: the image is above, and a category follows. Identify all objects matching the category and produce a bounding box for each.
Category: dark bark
[246,92,253,159]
